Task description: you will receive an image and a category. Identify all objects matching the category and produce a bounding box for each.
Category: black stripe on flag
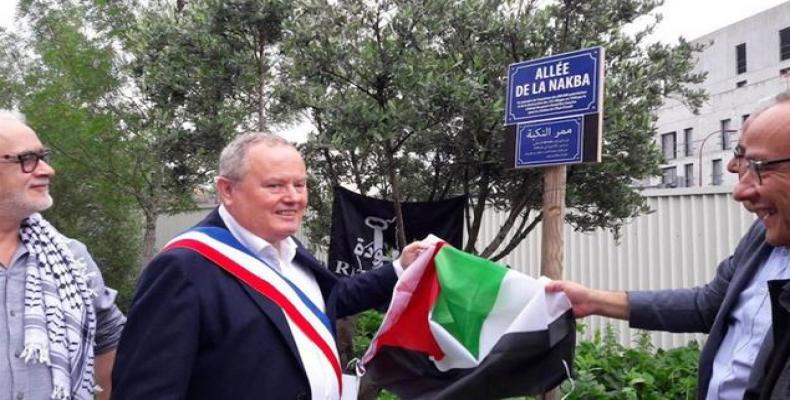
[364,310,576,400]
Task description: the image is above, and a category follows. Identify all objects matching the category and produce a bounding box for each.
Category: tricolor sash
[164,227,342,398]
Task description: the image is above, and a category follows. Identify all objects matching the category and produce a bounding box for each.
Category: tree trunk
[463,168,491,253]
[257,32,267,132]
[336,315,357,374]
[141,209,158,270]
[384,140,406,248]
[479,196,528,258]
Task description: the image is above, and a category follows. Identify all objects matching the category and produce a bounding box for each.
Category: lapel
[697,225,774,399]
[746,280,790,400]
[709,238,774,342]
[236,278,305,368]
[197,209,306,372]
[292,240,337,300]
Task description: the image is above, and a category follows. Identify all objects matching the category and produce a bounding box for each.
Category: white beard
[0,191,53,220]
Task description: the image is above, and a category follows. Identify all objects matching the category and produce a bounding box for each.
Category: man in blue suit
[112,132,424,400]
[546,90,790,400]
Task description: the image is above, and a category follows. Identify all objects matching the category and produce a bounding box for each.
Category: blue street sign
[515,117,583,167]
[505,47,602,125]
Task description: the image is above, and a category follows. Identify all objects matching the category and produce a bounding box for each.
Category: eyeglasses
[733,145,790,185]
[0,149,52,173]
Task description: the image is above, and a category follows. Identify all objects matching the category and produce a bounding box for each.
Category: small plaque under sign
[515,117,584,167]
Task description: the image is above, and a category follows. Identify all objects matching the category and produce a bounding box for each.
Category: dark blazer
[754,279,790,400]
[628,221,774,399]
[111,209,398,400]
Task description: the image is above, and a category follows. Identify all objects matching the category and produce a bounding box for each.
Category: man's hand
[398,241,430,269]
[545,280,630,320]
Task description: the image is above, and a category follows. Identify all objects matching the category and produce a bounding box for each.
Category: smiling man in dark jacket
[112,132,423,400]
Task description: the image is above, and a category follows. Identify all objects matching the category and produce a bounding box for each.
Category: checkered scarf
[19,213,97,400]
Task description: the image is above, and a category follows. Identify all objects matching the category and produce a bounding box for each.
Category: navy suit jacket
[628,221,774,399]
[112,209,398,400]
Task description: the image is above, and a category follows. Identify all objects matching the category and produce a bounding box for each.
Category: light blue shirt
[707,246,790,400]
[0,238,125,400]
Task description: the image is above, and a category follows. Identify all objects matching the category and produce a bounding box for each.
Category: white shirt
[218,205,326,312]
[707,246,790,400]
[218,205,337,399]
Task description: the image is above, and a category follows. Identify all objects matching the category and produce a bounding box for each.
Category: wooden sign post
[541,165,566,280]
[503,47,605,399]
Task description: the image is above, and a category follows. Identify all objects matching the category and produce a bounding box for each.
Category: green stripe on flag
[430,246,508,358]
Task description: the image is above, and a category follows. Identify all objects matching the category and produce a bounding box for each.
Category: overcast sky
[648,0,789,42]
[2,0,789,42]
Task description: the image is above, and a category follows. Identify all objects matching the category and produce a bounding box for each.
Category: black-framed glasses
[733,145,790,185]
[0,149,52,173]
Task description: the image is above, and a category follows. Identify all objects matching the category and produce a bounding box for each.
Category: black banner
[328,186,465,276]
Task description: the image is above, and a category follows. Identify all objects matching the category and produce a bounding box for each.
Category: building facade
[653,2,790,188]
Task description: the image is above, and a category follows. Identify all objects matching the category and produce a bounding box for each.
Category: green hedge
[561,325,699,399]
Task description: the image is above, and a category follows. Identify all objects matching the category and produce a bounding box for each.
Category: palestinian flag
[359,240,575,400]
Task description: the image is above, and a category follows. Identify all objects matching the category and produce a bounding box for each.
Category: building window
[711,159,723,185]
[684,163,695,187]
[781,27,790,60]
[662,166,678,188]
[684,128,694,157]
[736,80,747,88]
[782,66,790,77]
[742,114,750,132]
[721,119,732,150]
[661,132,677,160]
[736,43,747,74]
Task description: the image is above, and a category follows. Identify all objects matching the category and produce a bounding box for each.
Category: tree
[2,0,225,271]
[0,1,143,307]
[277,0,706,259]
[3,0,302,273]
[121,0,305,259]
[5,0,310,270]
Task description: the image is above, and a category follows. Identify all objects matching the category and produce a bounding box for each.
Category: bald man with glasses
[0,111,125,400]
[545,91,790,400]
[728,94,790,399]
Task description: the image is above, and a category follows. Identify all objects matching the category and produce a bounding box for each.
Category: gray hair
[746,90,790,129]
[0,109,26,123]
[218,132,294,181]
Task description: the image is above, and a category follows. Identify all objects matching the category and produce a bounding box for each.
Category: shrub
[560,325,699,399]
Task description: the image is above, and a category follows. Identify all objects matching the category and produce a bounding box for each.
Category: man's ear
[216,176,234,205]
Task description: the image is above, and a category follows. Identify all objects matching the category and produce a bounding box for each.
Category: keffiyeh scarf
[19,213,97,400]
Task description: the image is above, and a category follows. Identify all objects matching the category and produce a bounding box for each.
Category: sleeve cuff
[392,259,404,278]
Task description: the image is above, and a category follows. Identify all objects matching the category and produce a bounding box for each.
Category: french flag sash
[163,227,342,398]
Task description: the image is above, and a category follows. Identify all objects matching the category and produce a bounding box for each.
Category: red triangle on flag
[374,243,447,360]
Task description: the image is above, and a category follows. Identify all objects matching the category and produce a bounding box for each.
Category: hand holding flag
[359,237,576,400]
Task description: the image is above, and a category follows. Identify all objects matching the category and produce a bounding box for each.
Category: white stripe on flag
[432,271,571,371]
